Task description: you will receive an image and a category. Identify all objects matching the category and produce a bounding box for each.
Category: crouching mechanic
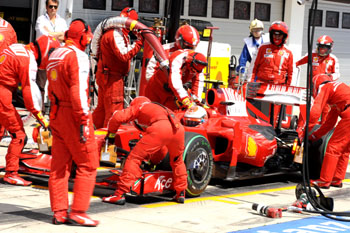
[145,50,207,110]
[308,74,350,189]
[46,19,99,226]
[0,35,59,186]
[102,96,187,204]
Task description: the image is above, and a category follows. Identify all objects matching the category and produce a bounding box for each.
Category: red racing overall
[107,98,187,197]
[47,41,99,213]
[0,18,17,140]
[92,28,143,128]
[145,49,204,110]
[309,81,350,187]
[0,44,42,174]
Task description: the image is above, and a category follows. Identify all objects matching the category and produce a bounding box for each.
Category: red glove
[34,112,49,129]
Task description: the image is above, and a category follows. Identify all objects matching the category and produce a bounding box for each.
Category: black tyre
[184,132,213,197]
[289,115,298,130]
[307,126,334,179]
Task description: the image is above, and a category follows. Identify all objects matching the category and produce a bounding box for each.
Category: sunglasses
[48,5,58,9]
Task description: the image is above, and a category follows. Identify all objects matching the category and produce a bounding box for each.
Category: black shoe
[173,191,185,204]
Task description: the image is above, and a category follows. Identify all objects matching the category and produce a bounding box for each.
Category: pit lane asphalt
[1,117,350,233]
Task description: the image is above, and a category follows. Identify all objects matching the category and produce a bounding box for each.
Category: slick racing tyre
[184,132,213,197]
[307,126,334,180]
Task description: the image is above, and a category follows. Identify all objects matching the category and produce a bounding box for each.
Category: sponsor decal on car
[154,175,173,191]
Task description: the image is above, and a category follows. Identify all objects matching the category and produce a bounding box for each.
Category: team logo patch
[313,57,319,62]
[50,69,58,81]
[278,50,284,56]
[192,37,197,45]
[0,33,4,42]
[0,54,6,64]
[266,48,272,54]
[246,136,257,157]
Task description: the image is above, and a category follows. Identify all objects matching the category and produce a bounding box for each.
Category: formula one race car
[12,80,330,199]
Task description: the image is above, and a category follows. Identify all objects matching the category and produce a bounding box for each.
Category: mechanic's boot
[68,211,99,227]
[3,171,32,186]
[310,179,330,189]
[173,191,185,204]
[331,179,343,188]
[52,210,69,225]
[102,193,126,205]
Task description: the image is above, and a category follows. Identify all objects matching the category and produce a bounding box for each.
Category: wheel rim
[190,148,209,184]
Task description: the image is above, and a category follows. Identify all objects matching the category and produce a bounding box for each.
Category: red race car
[11,81,331,199]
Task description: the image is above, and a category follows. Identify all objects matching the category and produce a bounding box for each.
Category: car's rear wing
[246,82,307,106]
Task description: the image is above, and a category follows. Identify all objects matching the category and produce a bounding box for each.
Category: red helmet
[269,21,289,46]
[66,18,93,50]
[186,51,208,73]
[120,7,138,21]
[130,96,151,107]
[34,35,60,69]
[317,35,333,56]
[312,74,332,96]
[175,25,200,49]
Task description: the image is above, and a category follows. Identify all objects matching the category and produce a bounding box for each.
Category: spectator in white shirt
[35,0,68,43]
[35,0,67,113]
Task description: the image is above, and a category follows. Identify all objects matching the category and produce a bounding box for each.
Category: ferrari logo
[266,48,272,54]
[278,50,284,56]
[50,69,58,81]
[0,54,6,64]
[313,57,318,62]
[247,136,257,157]
[0,33,4,42]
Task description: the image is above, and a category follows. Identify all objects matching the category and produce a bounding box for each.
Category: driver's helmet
[316,35,333,56]
[175,25,200,49]
[183,106,208,127]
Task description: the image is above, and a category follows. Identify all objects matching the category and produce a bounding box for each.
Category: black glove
[80,124,89,143]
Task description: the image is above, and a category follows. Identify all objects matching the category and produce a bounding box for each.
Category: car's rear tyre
[307,126,334,179]
[184,132,213,197]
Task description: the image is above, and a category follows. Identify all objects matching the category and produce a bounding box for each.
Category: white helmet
[249,19,264,32]
[183,106,208,127]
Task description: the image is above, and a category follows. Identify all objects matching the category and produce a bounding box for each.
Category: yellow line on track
[142,186,297,208]
[143,179,350,208]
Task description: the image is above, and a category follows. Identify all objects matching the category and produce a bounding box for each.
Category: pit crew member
[46,19,99,226]
[0,17,17,52]
[92,7,144,129]
[308,74,350,189]
[102,96,187,204]
[296,35,339,81]
[250,21,293,85]
[249,21,293,126]
[295,35,339,130]
[0,17,18,139]
[0,35,59,186]
[145,49,207,110]
[143,24,200,89]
